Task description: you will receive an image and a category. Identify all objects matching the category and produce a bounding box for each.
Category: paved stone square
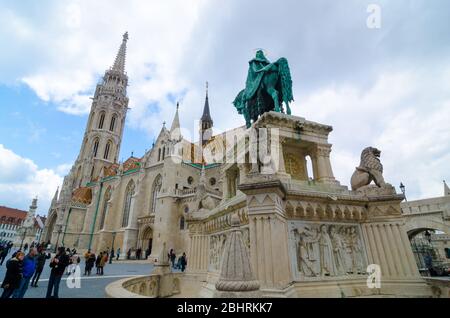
[0,249,182,298]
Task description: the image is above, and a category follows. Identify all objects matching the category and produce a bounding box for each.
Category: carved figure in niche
[293,227,319,276]
[347,227,364,274]
[329,226,348,276]
[318,225,337,276]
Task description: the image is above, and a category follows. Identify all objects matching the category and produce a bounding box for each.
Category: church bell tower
[71,32,130,188]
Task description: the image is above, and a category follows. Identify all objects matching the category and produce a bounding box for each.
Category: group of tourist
[126,247,149,260]
[168,249,187,272]
[0,245,71,298]
[83,249,111,276]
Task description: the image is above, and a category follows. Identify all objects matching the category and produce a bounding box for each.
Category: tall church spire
[112,32,128,74]
[201,81,213,123]
[200,82,213,146]
[170,102,180,132]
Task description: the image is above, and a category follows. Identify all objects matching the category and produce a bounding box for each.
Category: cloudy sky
[0,0,449,215]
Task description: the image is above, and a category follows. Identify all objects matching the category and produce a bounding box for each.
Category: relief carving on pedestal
[289,222,367,279]
[209,227,250,272]
[209,233,227,272]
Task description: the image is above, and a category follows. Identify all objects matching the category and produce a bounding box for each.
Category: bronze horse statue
[233,50,294,128]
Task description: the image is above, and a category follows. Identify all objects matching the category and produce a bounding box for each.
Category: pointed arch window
[122,181,135,227]
[158,148,161,161]
[93,138,100,157]
[104,141,112,160]
[150,175,162,214]
[99,187,111,230]
[110,115,117,132]
[98,112,105,129]
[179,216,185,230]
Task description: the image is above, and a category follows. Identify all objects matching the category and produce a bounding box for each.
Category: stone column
[121,194,138,258]
[314,144,336,184]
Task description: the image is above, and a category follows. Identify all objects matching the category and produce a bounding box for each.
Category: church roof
[123,156,142,172]
[72,187,93,205]
[0,206,27,225]
[103,163,120,177]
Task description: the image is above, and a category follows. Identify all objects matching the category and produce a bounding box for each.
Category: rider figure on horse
[234,50,294,128]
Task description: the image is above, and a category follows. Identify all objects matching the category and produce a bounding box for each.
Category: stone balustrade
[106,272,183,298]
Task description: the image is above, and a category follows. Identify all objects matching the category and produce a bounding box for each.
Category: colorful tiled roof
[72,187,93,204]
[123,156,141,172]
[103,163,119,177]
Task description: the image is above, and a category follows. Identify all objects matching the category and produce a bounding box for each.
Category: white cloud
[1,0,450,202]
[300,67,450,200]
[0,144,63,213]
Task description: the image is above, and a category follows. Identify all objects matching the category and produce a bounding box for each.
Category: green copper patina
[233,50,294,128]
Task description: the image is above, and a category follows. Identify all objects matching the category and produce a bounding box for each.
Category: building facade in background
[0,198,46,247]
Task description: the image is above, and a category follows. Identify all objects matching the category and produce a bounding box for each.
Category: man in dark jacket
[12,248,37,298]
[0,245,8,265]
[46,247,70,298]
[31,248,50,287]
[1,251,25,298]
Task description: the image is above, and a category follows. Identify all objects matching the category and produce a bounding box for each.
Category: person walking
[1,251,24,298]
[116,248,121,260]
[86,252,95,276]
[84,249,91,275]
[109,248,115,263]
[99,252,108,275]
[31,248,50,287]
[46,247,70,298]
[23,243,28,252]
[169,249,176,268]
[95,252,102,275]
[12,248,37,298]
[180,253,187,272]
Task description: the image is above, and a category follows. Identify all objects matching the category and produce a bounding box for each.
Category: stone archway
[407,227,449,276]
[44,211,58,244]
[139,226,153,258]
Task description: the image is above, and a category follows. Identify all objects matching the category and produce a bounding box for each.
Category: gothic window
[110,115,117,132]
[90,166,95,181]
[89,112,95,129]
[98,112,105,129]
[98,187,111,230]
[179,216,185,230]
[122,181,135,227]
[150,175,162,214]
[93,138,99,157]
[104,141,112,160]
[162,147,165,160]
[158,148,161,161]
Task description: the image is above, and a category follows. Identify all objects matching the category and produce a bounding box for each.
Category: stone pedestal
[239,180,292,290]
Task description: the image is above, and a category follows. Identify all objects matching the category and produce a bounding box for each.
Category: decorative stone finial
[215,213,260,293]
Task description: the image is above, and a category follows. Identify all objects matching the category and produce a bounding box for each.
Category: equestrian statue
[233,50,294,128]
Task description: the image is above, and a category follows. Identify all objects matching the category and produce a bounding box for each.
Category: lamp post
[399,182,407,201]
[109,231,116,264]
[19,228,28,250]
[54,225,63,253]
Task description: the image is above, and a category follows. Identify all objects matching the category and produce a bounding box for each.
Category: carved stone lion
[350,147,386,191]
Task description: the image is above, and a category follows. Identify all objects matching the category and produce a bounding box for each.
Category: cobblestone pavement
[0,249,182,298]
